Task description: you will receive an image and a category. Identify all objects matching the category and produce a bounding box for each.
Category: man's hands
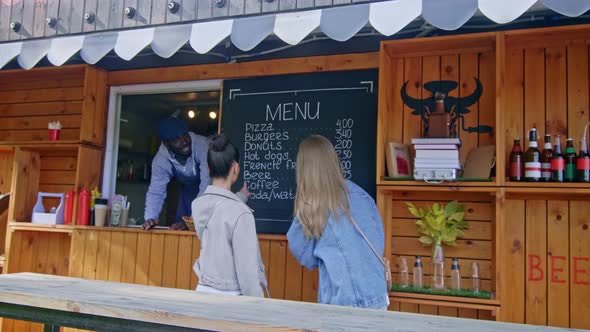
[142,219,159,230]
[142,218,188,231]
[239,181,253,199]
[171,221,189,230]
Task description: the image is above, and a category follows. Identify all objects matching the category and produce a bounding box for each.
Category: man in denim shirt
[142,117,211,230]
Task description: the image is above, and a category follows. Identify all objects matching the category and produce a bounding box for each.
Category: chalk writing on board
[222,70,378,234]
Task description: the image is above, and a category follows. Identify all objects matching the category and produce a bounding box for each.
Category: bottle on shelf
[509,138,524,182]
[472,262,480,293]
[525,128,541,182]
[552,135,564,182]
[450,258,461,290]
[128,160,135,181]
[400,257,409,288]
[64,190,75,225]
[116,161,122,180]
[564,138,577,182]
[541,134,553,182]
[76,188,90,226]
[432,246,445,290]
[143,162,150,181]
[413,256,423,288]
[577,134,590,183]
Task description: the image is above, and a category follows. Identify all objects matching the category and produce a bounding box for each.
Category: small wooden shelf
[0,141,102,152]
[505,180,590,188]
[0,140,81,146]
[9,221,74,234]
[377,181,499,193]
[390,291,500,310]
[504,179,590,196]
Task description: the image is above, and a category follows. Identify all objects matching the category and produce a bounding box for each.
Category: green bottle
[577,137,590,182]
[564,138,577,182]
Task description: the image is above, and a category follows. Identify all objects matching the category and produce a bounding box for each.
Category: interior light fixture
[209,111,217,120]
[188,110,195,119]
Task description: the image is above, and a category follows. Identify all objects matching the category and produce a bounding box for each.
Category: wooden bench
[0,273,581,332]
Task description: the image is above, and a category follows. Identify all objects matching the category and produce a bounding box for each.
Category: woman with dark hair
[191,134,267,297]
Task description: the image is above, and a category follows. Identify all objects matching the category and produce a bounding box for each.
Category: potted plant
[406,200,468,289]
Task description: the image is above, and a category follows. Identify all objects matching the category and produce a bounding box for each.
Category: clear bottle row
[398,256,480,293]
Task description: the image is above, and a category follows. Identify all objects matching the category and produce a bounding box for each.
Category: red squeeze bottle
[64,190,75,225]
[77,188,90,226]
[64,190,75,224]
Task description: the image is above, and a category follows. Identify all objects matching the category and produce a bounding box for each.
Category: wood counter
[0,273,569,332]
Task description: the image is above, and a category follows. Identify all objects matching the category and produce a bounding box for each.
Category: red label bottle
[509,138,524,181]
[77,188,90,226]
[551,135,564,182]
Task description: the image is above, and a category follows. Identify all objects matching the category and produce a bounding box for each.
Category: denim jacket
[287,180,388,309]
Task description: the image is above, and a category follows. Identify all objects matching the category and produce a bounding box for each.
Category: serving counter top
[7,221,286,240]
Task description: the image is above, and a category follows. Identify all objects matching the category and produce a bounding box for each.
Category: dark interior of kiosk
[116,91,220,226]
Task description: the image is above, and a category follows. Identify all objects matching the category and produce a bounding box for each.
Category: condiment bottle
[77,188,90,226]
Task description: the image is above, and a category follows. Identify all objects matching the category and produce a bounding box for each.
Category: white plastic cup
[94,198,108,227]
[120,208,129,227]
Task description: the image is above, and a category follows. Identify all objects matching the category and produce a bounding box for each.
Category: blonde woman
[287,135,388,309]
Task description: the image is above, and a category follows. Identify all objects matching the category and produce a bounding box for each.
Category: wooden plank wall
[2,231,71,332]
[377,46,496,180]
[0,150,13,258]
[4,229,318,332]
[503,36,590,177]
[500,33,590,329]
[386,191,494,319]
[0,0,362,42]
[0,67,86,142]
[39,148,78,198]
[500,200,590,329]
[66,229,318,302]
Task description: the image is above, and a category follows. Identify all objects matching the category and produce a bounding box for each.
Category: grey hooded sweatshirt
[191,185,268,297]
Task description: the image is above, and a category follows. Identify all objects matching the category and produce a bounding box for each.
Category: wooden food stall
[0,4,589,332]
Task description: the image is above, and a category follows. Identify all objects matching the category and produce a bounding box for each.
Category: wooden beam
[0,273,572,332]
[107,53,380,86]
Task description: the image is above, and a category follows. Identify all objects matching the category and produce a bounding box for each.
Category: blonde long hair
[294,135,350,239]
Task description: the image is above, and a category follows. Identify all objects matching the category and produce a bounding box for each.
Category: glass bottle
[577,136,590,183]
[472,262,480,293]
[128,161,135,181]
[413,256,423,288]
[564,138,577,182]
[432,244,445,290]
[400,257,409,288]
[450,258,461,290]
[552,135,564,182]
[509,138,524,182]
[541,134,553,182]
[525,128,541,182]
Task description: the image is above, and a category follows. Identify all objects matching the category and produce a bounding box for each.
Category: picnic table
[0,273,583,332]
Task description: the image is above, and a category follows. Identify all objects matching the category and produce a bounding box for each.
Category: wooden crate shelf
[8,221,73,234]
[377,181,499,193]
[0,140,81,146]
[378,25,590,328]
[390,292,500,311]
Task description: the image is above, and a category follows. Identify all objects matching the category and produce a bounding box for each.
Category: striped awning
[1,0,589,70]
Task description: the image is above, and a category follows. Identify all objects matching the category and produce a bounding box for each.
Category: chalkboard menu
[221,70,378,234]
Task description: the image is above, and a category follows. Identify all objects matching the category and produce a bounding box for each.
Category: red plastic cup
[49,129,61,141]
